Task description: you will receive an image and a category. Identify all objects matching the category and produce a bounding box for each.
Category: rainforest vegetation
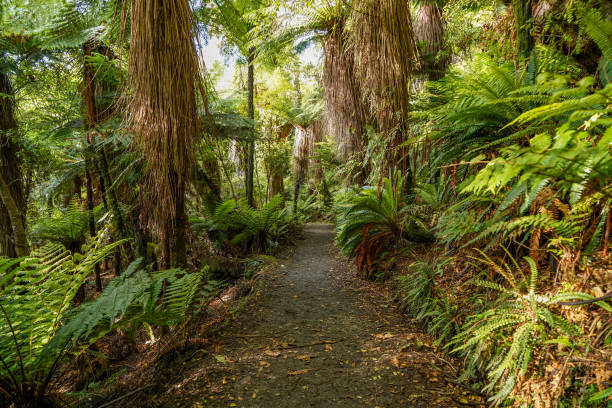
[0,0,611,407]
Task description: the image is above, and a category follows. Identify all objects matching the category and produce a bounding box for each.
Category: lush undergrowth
[1,0,611,406]
[0,198,296,407]
[334,8,612,408]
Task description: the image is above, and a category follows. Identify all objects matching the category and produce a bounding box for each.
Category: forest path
[154,224,477,407]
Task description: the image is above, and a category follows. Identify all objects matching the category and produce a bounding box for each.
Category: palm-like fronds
[190,194,292,255]
[30,196,103,252]
[335,172,433,278]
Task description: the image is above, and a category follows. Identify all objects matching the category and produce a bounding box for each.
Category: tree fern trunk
[0,172,28,256]
[0,71,27,257]
[246,46,256,208]
[127,0,200,268]
[414,3,448,81]
[269,170,284,202]
[513,0,534,63]
[170,179,188,267]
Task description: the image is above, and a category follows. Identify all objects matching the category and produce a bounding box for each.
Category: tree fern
[190,194,292,255]
[335,172,433,278]
[31,196,103,252]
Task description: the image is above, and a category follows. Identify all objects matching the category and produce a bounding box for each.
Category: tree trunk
[269,170,284,201]
[170,178,187,268]
[246,47,256,208]
[85,161,102,290]
[0,172,28,256]
[128,0,199,269]
[513,0,534,63]
[0,72,27,257]
[293,158,306,214]
[82,40,130,278]
[414,3,448,81]
[99,146,129,240]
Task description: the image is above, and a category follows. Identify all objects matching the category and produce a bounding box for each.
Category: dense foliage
[0,0,610,406]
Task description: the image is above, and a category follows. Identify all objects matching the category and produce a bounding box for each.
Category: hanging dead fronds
[323,21,368,156]
[294,124,312,180]
[349,0,420,132]
[414,3,448,80]
[310,117,326,178]
[126,0,201,226]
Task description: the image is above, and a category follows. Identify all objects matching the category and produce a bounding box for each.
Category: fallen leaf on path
[391,356,400,368]
[264,349,281,357]
[288,369,309,376]
[296,354,312,361]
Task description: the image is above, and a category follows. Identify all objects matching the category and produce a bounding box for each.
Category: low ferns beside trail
[335,173,433,279]
[0,237,123,406]
[50,258,209,350]
[396,258,460,345]
[0,240,208,407]
[449,252,611,405]
[191,194,292,255]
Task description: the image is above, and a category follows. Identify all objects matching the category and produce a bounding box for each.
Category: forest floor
[148,224,483,407]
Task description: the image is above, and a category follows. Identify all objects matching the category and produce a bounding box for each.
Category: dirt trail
[152,224,477,407]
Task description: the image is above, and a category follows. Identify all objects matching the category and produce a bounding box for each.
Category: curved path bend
[153,224,475,407]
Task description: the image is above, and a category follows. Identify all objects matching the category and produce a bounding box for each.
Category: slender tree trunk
[84,162,101,290]
[83,40,107,286]
[95,156,109,210]
[0,72,27,257]
[293,159,306,214]
[246,47,256,208]
[293,177,301,214]
[269,170,284,201]
[100,146,126,275]
[0,172,28,256]
[99,146,129,240]
[513,0,533,63]
[82,40,130,278]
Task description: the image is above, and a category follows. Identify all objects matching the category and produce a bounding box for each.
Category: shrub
[190,194,293,255]
[335,172,433,278]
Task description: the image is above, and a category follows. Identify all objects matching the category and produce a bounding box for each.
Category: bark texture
[0,72,28,257]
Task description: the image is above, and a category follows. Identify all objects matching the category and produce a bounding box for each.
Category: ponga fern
[450,250,610,405]
[0,236,124,408]
[191,194,291,255]
[336,172,433,279]
[30,196,103,253]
